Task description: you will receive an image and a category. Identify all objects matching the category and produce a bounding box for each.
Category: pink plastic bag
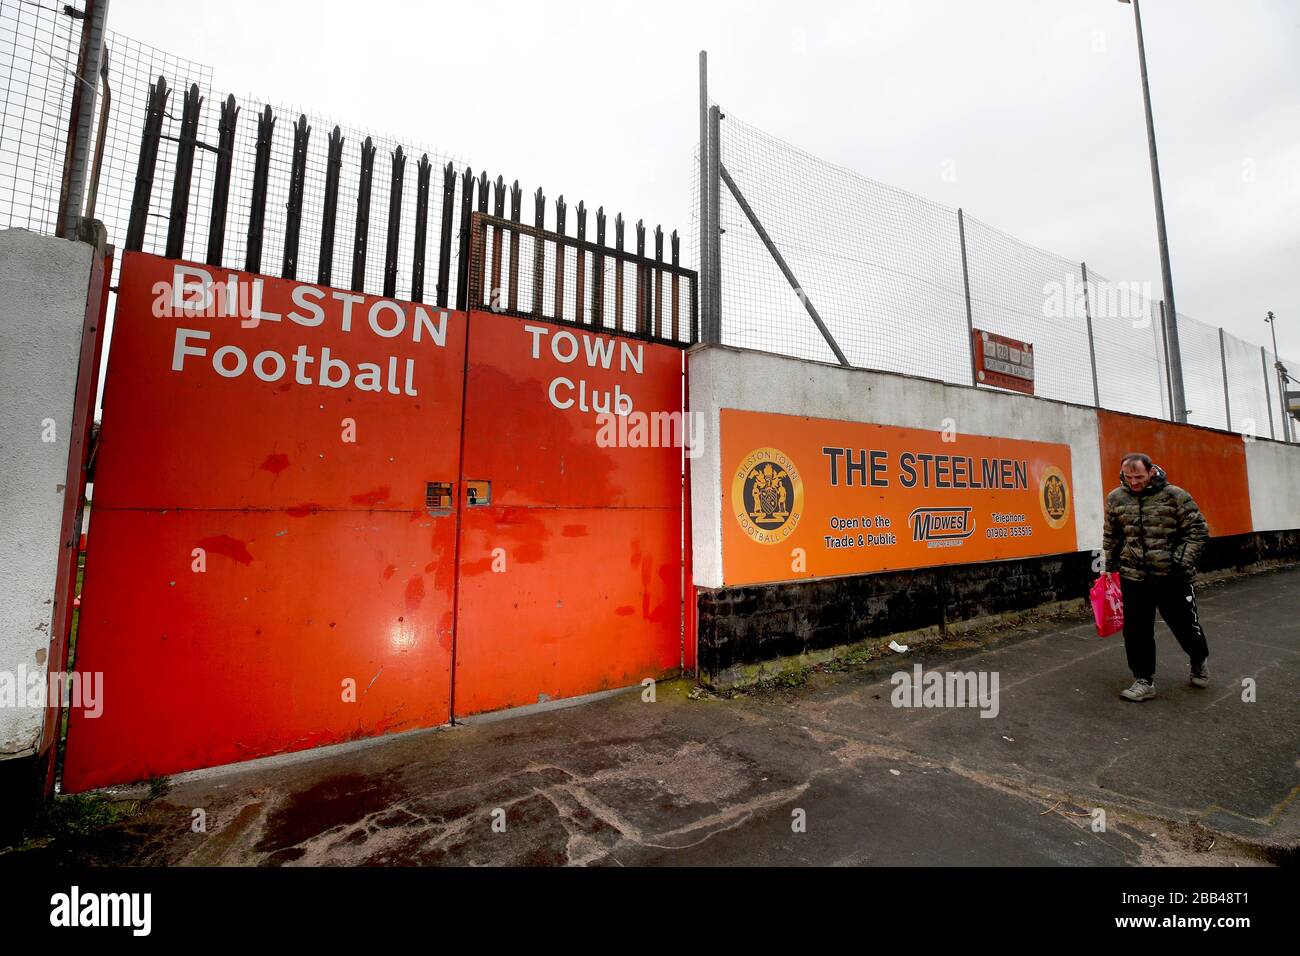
[1090,572,1124,637]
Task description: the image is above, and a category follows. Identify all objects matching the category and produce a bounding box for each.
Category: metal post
[670,229,680,341]
[124,76,168,253]
[507,180,522,313]
[593,207,605,327]
[351,137,375,293]
[1265,311,1291,442]
[1260,346,1276,440]
[614,213,625,331]
[164,84,202,261]
[634,219,645,334]
[206,95,239,268]
[318,127,344,285]
[491,176,505,307]
[1218,327,1231,431]
[435,162,454,307]
[1080,262,1101,406]
[1148,300,1168,418]
[282,115,311,280]
[455,167,474,311]
[1280,365,1294,444]
[698,50,712,342]
[533,187,545,320]
[246,106,275,275]
[1126,0,1187,423]
[57,0,110,238]
[1158,301,1176,422]
[411,154,431,302]
[83,51,111,223]
[704,103,722,343]
[720,163,847,367]
[957,208,977,385]
[382,146,405,298]
[555,196,567,322]
[575,201,587,324]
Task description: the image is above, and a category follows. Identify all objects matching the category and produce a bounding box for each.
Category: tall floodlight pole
[1120,0,1186,423]
[1265,311,1292,442]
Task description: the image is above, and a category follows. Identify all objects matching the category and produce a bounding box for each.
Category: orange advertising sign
[721,409,1078,586]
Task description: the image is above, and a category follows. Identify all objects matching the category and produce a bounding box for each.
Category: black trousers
[1119,576,1210,682]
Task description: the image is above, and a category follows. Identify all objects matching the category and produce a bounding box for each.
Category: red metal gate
[452,310,685,716]
[62,252,686,791]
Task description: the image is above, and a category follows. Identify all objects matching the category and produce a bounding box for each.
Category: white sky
[106,0,1300,358]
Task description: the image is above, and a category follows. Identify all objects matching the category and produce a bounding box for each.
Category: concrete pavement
[6,565,1298,866]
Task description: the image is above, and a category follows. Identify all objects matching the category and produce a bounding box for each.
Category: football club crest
[732,447,804,544]
[1040,465,1070,529]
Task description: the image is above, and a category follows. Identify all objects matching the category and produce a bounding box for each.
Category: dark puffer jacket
[1103,466,1209,581]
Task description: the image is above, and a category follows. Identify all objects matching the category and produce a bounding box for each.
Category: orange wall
[1095,410,1252,537]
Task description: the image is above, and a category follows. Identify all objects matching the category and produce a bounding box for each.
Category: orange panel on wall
[1095,410,1252,537]
[721,409,1078,587]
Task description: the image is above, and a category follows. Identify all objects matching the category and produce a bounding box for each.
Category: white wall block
[0,229,94,756]
[689,344,1107,588]
[1245,438,1300,532]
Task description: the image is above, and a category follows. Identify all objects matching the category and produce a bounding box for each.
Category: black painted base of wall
[0,750,46,845]
[696,530,1300,685]
[1201,529,1300,575]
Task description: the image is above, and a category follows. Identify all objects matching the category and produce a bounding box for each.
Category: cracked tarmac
[10,565,1299,866]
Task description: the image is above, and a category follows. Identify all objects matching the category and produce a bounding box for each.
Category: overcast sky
[107,0,1299,358]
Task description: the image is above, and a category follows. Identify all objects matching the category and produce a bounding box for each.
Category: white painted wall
[689,344,1105,589]
[0,229,94,756]
[1245,438,1300,532]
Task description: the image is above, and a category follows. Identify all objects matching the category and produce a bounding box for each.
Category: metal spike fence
[0,0,695,349]
[695,101,1296,440]
[465,208,697,345]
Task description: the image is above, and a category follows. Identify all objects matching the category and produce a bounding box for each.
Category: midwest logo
[910,507,975,548]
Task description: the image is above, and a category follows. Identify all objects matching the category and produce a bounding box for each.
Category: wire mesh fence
[1,0,470,298]
[962,213,1095,407]
[94,33,215,282]
[1222,329,1275,440]
[1084,265,1169,419]
[0,0,693,342]
[0,3,1286,413]
[700,99,1295,440]
[0,0,83,233]
[704,106,972,384]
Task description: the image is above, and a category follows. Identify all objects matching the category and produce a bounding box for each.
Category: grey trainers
[1190,663,1210,688]
[1121,679,1157,702]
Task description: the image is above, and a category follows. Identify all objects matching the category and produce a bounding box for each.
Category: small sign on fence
[973,328,1035,395]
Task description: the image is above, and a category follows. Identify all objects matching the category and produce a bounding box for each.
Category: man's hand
[1173,489,1209,576]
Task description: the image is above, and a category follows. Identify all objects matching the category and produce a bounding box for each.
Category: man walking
[1103,453,1211,701]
